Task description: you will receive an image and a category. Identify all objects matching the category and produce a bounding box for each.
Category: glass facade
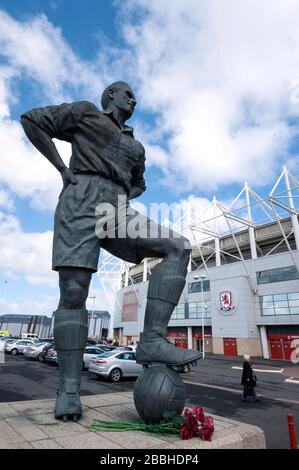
[188,280,210,293]
[171,302,212,320]
[171,304,185,320]
[188,301,211,319]
[257,266,299,285]
[260,292,299,316]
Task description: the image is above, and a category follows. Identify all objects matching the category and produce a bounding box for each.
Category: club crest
[219,291,234,311]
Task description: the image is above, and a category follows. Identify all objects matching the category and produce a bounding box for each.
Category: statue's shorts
[52,174,188,272]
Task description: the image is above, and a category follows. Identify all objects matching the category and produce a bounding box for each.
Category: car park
[88,350,143,382]
[5,339,37,355]
[24,341,53,361]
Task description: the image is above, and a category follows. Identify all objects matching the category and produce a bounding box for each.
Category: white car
[89,350,143,382]
[5,339,37,355]
[83,346,106,369]
[115,345,137,352]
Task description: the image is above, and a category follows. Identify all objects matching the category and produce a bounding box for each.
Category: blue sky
[0,0,299,317]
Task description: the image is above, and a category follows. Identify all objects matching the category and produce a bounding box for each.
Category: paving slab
[0,403,19,418]
[55,431,122,449]
[0,393,266,449]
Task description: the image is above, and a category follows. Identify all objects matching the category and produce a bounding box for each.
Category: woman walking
[241,354,258,402]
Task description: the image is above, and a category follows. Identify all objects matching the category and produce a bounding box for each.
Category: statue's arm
[20,117,67,174]
[129,147,146,200]
[20,102,88,186]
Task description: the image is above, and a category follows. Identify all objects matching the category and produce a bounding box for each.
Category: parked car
[95,343,116,351]
[44,347,58,365]
[21,333,39,340]
[86,338,97,346]
[83,346,106,369]
[39,341,55,362]
[114,345,137,352]
[5,339,37,355]
[0,336,21,343]
[89,350,143,382]
[24,341,53,361]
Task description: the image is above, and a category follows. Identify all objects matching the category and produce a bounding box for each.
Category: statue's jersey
[21,101,146,195]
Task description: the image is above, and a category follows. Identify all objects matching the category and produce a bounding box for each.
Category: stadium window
[188,280,210,293]
[260,292,299,316]
[256,266,299,285]
[171,304,185,320]
[187,302,211,319]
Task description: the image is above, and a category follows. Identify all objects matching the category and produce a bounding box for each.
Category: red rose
[199,416,214,441]
[180,423,194,440]
[193,405,205,424]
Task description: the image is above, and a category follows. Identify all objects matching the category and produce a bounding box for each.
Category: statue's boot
[53,309,88,422]
[136,260,202,367]
[136,331,202,366]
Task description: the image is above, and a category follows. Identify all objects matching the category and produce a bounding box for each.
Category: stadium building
[103,167,299,360]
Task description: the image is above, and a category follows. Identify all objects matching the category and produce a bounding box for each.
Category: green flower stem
[88,419,180,435]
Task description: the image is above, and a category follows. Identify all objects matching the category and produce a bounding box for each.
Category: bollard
[287,413,298,449]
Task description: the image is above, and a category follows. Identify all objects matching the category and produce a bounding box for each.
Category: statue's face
[109,84,137,118]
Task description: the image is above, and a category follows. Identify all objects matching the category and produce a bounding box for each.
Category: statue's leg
[54,267,92,421]
[134,236,202,367]
[101,205,201,367]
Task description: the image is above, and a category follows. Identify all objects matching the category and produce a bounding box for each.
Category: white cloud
[0,10,104,102]
[0,211,56,287]
[0,187,14,210]
[0,294,57,315]
[116,0,299,191]
[0,9,110,211]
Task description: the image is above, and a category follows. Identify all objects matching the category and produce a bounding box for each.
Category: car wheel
[37,353,43,362]
[109,368,122,382]
[10,349,18,355]
[182,364,191,374]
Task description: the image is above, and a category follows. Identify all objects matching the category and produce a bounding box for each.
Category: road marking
[285,377,299,384]
[232,366,284,373]
[184,380,299,405]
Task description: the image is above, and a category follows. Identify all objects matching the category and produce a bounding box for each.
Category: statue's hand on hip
[59,168,78,198]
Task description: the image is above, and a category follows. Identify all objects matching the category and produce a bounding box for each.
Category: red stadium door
[268,334,299,360]
[175,338,188,349]
[269,339,283,360]
[223,338,238,356]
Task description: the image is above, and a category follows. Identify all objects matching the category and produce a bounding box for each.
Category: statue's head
[101,81,136,119]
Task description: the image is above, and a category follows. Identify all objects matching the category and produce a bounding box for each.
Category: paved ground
[0,392,266,449]
[0,354,298,448]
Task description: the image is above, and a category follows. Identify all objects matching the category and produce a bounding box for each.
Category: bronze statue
[21,82,201,422]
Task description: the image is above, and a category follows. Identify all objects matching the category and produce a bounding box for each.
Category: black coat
[241,361,256,387]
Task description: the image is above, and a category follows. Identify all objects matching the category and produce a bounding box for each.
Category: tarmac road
[0,353,298,448]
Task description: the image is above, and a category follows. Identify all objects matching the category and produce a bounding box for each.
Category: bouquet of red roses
[180,406,214,441]
[89,405,214,442]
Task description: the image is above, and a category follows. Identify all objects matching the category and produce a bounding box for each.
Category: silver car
[83,346,106,369]
[24,341,52,360]
[89,350,143,382]
[5,339,37,355]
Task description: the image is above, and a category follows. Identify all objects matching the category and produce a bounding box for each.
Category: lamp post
[193,273,206,359]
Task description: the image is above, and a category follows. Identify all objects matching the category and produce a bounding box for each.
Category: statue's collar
[102,110,134,134]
